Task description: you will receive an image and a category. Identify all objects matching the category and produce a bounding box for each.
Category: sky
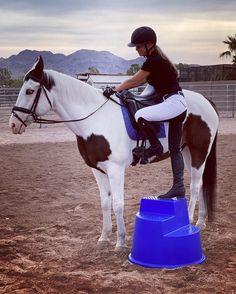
[0,0,236,65]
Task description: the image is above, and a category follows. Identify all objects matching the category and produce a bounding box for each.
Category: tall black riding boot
[158,151,185,199]
[132,117,163,164]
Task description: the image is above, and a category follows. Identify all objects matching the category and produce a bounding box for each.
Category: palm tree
[219,34,236,64]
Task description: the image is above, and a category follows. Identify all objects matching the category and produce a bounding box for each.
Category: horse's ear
[24,56,44,82]
[33,56,44,80]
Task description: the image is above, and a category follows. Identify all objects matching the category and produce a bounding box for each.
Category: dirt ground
[0,120,236,293]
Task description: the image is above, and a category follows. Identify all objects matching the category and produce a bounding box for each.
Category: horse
[9,56,219,250]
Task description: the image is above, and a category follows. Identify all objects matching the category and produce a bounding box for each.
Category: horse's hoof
[97,240,110,249]
[189,216,194,224]
[115,245,129,252]
[196,220,206,230]
[115,245,130,258]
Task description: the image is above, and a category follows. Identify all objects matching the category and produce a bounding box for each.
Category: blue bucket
[128,197,205,268]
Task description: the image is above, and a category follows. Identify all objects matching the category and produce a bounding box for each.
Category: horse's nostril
[12,123,15,128]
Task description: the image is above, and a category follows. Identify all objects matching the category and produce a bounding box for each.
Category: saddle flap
[116,90,162,128]
[116,90,166,141]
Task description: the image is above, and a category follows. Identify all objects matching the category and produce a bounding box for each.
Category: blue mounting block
[128,197,205,268]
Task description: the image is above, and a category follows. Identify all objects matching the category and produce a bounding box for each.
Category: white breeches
[135,94,187,122]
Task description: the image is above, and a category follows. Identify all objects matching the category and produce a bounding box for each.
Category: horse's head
[9,56,55,134]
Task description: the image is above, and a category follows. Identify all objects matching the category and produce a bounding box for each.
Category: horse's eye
[26,89,34,95]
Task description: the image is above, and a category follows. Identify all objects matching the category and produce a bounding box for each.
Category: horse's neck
[49,71,104,119]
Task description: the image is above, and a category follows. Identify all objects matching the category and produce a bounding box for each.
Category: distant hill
[0,49,144,79]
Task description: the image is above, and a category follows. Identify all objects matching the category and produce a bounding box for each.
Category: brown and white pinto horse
[9,57,219,250]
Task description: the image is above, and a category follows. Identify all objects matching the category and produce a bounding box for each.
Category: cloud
[0,0,92,15]
[0,0,235,64]
[1,0,236,15]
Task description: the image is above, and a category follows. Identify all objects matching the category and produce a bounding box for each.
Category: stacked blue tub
[128,197,205,268]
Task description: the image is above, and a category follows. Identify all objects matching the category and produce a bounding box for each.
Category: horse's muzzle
[9,114,27,134]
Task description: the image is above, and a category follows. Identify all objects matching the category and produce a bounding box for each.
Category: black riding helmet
[128,26,157,47]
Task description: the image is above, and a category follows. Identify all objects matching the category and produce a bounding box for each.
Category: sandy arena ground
[0,118,236,293]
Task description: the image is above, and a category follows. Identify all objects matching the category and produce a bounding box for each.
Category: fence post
[233,85,235,118]
[226,84,229,116]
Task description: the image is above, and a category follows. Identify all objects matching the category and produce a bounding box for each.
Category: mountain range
[0,49,144,79]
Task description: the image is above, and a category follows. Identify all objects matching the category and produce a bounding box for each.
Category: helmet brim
[127,42,136,47]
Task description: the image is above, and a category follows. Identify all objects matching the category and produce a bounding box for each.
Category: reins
[12,73,157,127]
[34,98,110,124]
[12,72,150,126]
[12,75,122,125]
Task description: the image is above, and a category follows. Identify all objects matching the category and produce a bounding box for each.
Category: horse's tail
[203,132,218,221]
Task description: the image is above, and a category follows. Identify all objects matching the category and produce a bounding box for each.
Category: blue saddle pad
[121,105,166,140]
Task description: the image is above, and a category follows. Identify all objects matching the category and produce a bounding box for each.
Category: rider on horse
[103,26,187,199]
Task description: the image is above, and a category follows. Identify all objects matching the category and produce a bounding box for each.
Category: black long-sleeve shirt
[141,51,182,98]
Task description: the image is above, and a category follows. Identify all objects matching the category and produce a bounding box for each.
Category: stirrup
[144,144,163,158]
[131,146,144,166]
[132,146,145,158]
[132,146,152,165]
[132,144,163,165]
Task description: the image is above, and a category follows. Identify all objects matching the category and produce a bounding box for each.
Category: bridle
[11,75,112,125]
[12,75,52,126]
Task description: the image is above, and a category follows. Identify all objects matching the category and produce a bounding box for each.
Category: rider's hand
[103,86,116,98]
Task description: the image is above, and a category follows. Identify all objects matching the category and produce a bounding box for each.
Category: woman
[103,26,187,199]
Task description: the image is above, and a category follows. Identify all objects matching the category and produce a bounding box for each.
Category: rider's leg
[134,94,187,163]
[135,94,187,122]
[159,113,186,199]
[134,93,187,197]
[135,117,163,161]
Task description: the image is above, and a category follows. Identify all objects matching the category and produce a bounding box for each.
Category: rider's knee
[135,110,143,122]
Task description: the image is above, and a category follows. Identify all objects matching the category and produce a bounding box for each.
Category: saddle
[115,85,167,166]
[115,86,163,130]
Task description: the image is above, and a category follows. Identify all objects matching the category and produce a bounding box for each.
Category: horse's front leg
[107,163,126,250]
[92,169,112,243]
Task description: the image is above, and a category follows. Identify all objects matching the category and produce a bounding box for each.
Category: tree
[176,63,189,70]
[8,79,23,87]
[219,34,236,64]
[0,68,12,85]
[127,64,141,75]
[88,66,100,74]
[0,68,22,87]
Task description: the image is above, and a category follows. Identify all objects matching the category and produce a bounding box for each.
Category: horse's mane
[24,68,56,91]
[44,70,101,94]
[24,64,101,95]
[41,71,56,91]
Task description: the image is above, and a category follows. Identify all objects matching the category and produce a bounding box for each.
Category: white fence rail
[0,88,20,106]
[0,88,62,129]
[1,82,236,127]
[180,81,236,117]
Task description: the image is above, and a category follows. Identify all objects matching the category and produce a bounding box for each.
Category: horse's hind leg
[92,169,112,244]
[188,165,206,226]
[182,147,207,228]
[182,147,196,223]
[196,188,207,229]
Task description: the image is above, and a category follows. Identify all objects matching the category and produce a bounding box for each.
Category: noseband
[12,76,52,126]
